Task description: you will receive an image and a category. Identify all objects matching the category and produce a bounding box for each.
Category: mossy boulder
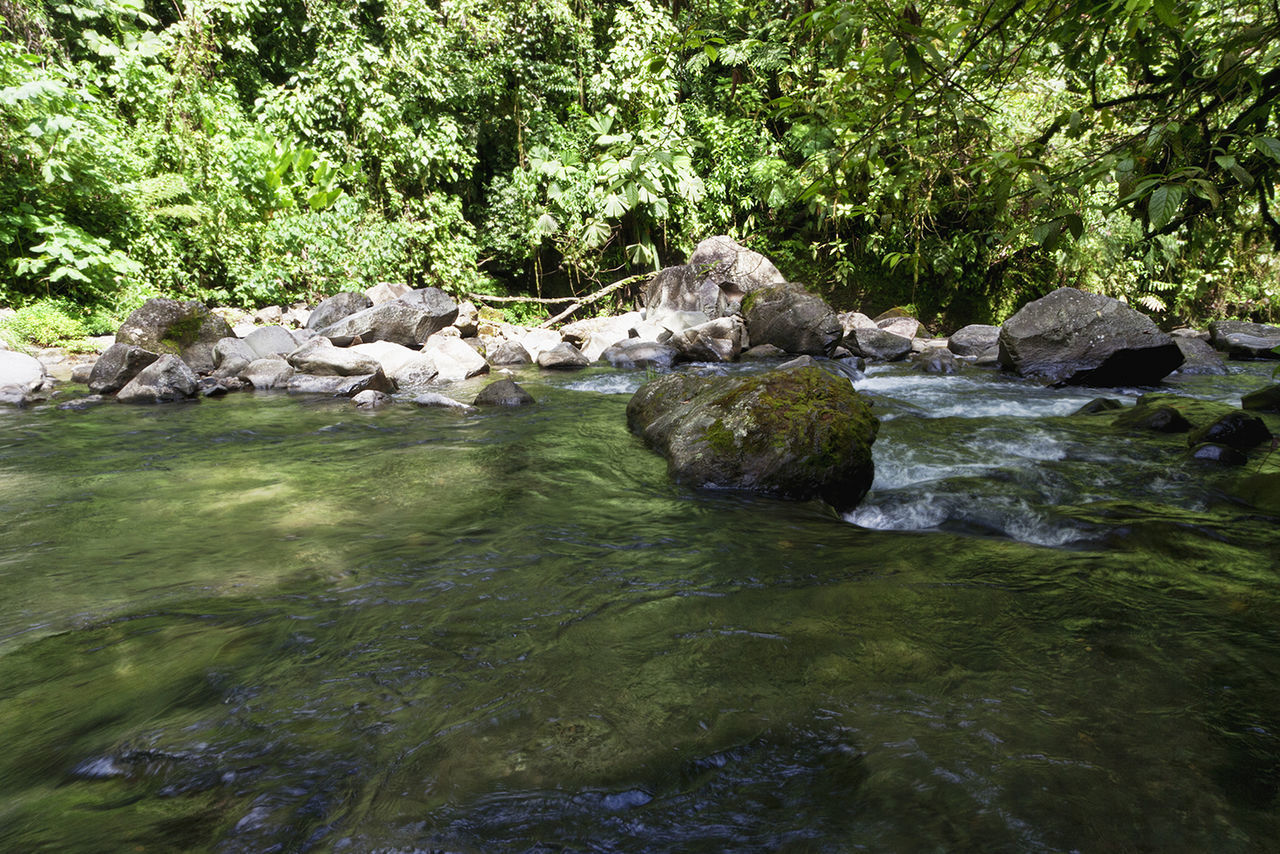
[115,298,232,374]
[626,366,879,510]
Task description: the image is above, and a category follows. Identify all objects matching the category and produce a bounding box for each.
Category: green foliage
[0,297,94,349]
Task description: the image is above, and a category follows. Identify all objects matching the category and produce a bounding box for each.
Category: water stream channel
[1,359,1278,852]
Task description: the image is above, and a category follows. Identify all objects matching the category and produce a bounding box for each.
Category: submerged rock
[286,370,394,397]
[1114,404,1192,433]
[1242,384,1280,412]
[1073,398,1125,416]
[1187,411,1272,451]
[911,349,961,375]
[1189,443,1248,466]
[997,287,1183,385]
[626,366,878,510]
[352,390,393,408]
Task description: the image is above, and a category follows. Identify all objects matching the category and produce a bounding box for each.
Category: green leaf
[602,193,628,218]
[535,212,559,236]
[1147,184,1184,230]
[1064,213,1084,240]
[1251,136,1280,164]
[1152,0,1180,29]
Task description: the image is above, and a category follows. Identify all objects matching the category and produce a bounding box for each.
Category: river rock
[537,342,590,369]
[1207,320,1280,360]
[318,288,458,347]
[687,235,787,307]
[116,354,199,403]
[842,327,913,362]
[287,370,394,396]
[489,340,532,365]
[350,341,439,391]
[240,359,295,389]
[474,378,535,406]
[643,265,725,325]
[518,328,563,363]
[244,326,301,360]
[947,324,1000,358]
[626,366,878,510]
[1189,443,1248,466]
[741,284,842,356]
[115,298,233,374]
[453,301,479,337]
[352,390,393,408]
[0,349,49,405]
[212,337,258,374]
[1242,384,1280,412]
[1187,411,1273,451]
[365,281,413,306]
[997,287,1183,385]
[422,335,489,382]
[1172,336,1229,375]
[70,362,94,384]
[413,392,475,411]
[1115,404,1191,432]
[1073,398,1125,416]
[307,292,372,331]
[87,343,158,394]
[601,339,678,370]
[911,348,961,375]
[287,338,382,376]
[562,313,644,361]
[669,316,748,362]
[876,316,920,339]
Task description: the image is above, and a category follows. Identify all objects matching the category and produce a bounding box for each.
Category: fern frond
[1137,293,1167,312]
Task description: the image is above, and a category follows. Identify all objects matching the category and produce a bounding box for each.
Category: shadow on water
[0,365,1278,852]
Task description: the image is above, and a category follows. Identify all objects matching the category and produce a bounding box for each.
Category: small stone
[352,390,393,408]
[413,392,475,411]
[1073,398,1125,416]
[1189,443,1248,466]
[536,341,590,369]
[474,378,535,406]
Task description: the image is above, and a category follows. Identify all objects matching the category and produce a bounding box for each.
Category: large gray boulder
[946,324,1000,358]
[350,341,439,391]
[489,340,532,366]
[115,298,232,373]
[240,358,295,389]
[537,342,590,369]
[307,292,372,331]
[741,284,841,356]
[687,235,787,308]
[87,343,158,394]
[286,370,394,396]
[244,326,301,360]
[1207,320,1280,360]
[669,316,748,363]
[116,354,199,403]
[998,287,1184,385]
[601,339,679,370]
[1172,336,1228,375]
[422,335,489,382]
[842,327,913,362]
[287,338,382,376]
[626,366,878,511]
[0,349,50,405]
[212,337,258,375]
[643,264,724,323]
[318,288,458,347]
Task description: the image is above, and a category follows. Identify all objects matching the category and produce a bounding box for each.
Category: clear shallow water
[1,361,1278,853]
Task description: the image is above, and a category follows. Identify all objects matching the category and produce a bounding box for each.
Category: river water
[1,359,1278,853]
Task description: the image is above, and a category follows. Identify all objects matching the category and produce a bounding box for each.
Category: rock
[87,344,158,394]
[287,337,383,376]
[1207,320,1280,359]
[876,316,920,339]
[837,311,878,335]
[947,324,1000,358]
[57,394,108,410]
[413,392,475,411]
[1187,411,1273,451]
[244,326,301,360]
[0,349,49,405]
[213,337,258,372]
[283,305,310,328]
[537,341,590,369]
[1242,384,1280,412]
[518,328,563,362]
[777,355,821,371]
[474,378,535,406]
[626,366,878,511]
[239,358,296,389]
[997,287,1183,385]
[422,335,489,382]
[1172,336,1228,375]
[643,265,725,325]
[352,390,393,408]
[307,292,373,331]
[842,327,913,362]
[489,340,533,366]
[653,309,716,336]
[350,341,439,391]
[116,354,199,403]
[741,284,842,356]
[669,316,748,363]
[70,363,94,384]
[561,312,644,361]
[365,281,413,306]
[1114,404,1192,433]
[600,339,679,371]
[911,348,962,374]
[115,298,233,374]
[1073,398,1125,416]
[453,300,479,337]
[197,377,234,398]
[318,288,458,347]
[1189,443,1248,466]
[741,344,789,361]
[286,370,394,396]
[687,235,788,310]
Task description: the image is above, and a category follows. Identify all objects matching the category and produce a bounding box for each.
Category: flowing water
[1,360,1278,853]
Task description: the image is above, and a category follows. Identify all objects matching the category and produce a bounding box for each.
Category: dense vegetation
[2,0,1278,346]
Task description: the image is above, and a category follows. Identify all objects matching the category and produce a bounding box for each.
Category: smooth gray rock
[0,349,49,405]
[352,390,393,408]
[115,298,232,374]
[70,362,94,384]
[116,354,199,403]
[240,359,296,389]
[687,235,787,308]
[998,287,1183,385]
[287,338,383,377]
[286,370,394,397]
[213,337,257,371]
[318,288,458,347]
[842,327,913,362]
[307,292,373,331]
[741,284,841,356]
[87,344,158,394]
[876,316,920,339]
[911,348,962,375]
[365,281,412,305]
[626,366,878,511]
[1207,320,1280,360]
[947,324,1000,358]
[413,392,475,411]
[600,339,679,370]
[453,300,479,337]
[1172,336,1229,375]
[350,341,439,391]
[669,316,748,363]
[489,340,533,365]
[422,335,489,382]
[644,264,725,323]
[474,378,535,406]
[537,341,590,369]
[244,326,300,360]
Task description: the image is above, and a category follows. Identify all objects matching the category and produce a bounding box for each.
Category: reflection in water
[0,362,1278,852]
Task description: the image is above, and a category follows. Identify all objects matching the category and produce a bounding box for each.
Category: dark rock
[1207,320,1280,360]
[318,287,458,347]
[1073,398,1125,416]
[947,324,1000,358]
[474,378,535,406]
[286,370,394,397]
[115,298,232,374]
[1187,411,1272,451]
[669,317,748,363]
[1189,443,1248,466]
[911,349,961,375]
[307,292,373,331]
[644,264,723,322]
[741,284,842,356]
[600,339,679,370]
[352,390,393,408]
[842,327,913,362]
[1114,404,1191,432]
[489,340,533,366]
[1242,384,1280,412]
[997,287,1183,385]
[116,354,199,403]
[1172,336,1228,375]
[626,366,879,511]
[87,343,159,394]
[740,344,789,361]
[240,359,295,389]
[197,377,233,397]
[287,338,383,376]
[537,341,590,369]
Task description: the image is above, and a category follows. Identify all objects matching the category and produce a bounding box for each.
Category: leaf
[1152,0,1180,29]
[602,193,628,218]
[1064,213,1084,240]
[1251,136,1280,164]
[1147,184,1184,230]
[535,212,559,236]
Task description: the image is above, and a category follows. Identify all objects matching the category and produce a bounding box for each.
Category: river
[1,359,1278,852]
